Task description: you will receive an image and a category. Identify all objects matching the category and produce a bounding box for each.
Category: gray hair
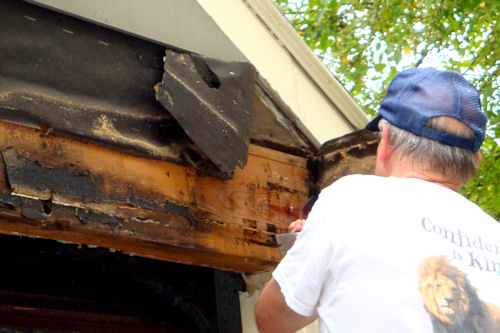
[378,118,479,183]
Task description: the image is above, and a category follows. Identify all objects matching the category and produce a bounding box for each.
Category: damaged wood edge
[314,129,379,191]
[318,129,379,155]
[0,121,192,204]
[0,134,306,235]
[0,121,307,271]
[1,146,199,224]
[155,50,254,175]
[0,191,283,267]
[0,213,276,273]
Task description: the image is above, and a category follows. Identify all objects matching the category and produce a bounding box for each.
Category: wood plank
[0,209,277,273]
[248,144,308,167]
[0,121,309,272]
[194,150,309,232]
[315,130,378,191]
[0,122,191,206]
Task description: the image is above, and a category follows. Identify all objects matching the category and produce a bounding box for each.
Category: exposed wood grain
[0,211,277,273]
[248,145,308,168]
[0,121,309,272]
[316,129,378,191]
[194,150,309,232]
[0,122,190,206]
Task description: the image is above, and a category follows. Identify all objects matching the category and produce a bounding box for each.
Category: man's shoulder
[317,174,383,205]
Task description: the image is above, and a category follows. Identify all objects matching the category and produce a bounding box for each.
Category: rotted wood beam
[0,121,308,272]
[314,130,379,192]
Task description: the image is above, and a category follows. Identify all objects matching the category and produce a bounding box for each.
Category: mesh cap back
[366,68,486,152]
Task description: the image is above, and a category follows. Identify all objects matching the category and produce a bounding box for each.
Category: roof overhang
[25,0,368,147]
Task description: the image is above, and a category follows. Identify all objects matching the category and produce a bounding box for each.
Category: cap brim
[365,114,382,131]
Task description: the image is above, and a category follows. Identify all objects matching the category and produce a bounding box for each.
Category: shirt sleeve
[272,190,333,317]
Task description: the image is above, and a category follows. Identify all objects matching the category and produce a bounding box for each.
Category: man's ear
[374,122,394,177]
[475,152,482,166]
[378,123,393,163]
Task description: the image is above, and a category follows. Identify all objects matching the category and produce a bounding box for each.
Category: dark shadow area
[0,234,221,332]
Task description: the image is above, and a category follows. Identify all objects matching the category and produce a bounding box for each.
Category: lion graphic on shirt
[418,256,499,333]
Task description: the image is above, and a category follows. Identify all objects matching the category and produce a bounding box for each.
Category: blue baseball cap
[366,68,486,152]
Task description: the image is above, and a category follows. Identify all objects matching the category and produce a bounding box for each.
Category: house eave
[242,0,368,130]
[26,0,368,147]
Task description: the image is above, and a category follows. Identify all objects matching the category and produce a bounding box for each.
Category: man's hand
[255,278,317,333]
[288,219,306,232]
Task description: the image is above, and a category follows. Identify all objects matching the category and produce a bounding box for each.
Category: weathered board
[0,0,315,181]
[314,129,379,192]
[0,121,308,272]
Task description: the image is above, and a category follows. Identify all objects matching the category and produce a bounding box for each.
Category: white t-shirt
[273,175,500,333]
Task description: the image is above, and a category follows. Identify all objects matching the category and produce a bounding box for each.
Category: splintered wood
[0,121,308,272]
[315,130,379,191]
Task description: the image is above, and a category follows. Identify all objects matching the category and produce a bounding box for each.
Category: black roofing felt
[0,0,257,177]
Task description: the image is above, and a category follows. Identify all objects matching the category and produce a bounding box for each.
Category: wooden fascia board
[0,121,309,272]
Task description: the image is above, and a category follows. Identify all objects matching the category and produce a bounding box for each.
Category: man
[256,68,500,333]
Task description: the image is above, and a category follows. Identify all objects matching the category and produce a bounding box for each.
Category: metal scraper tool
[275,232,298,255]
